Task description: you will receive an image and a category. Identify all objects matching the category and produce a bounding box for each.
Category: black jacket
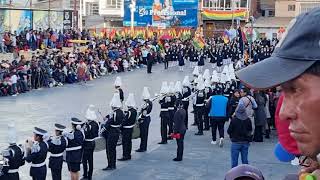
[173,108,187,134]
[227,117,252,143]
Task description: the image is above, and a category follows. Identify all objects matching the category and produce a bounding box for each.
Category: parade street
[0,64,297,180]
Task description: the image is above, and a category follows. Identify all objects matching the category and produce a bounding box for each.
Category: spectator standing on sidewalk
[228,99,252,168]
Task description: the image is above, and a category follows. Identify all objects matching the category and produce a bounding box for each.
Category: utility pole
[48,0,51,29]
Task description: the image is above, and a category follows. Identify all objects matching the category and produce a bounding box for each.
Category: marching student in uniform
[194,76,206,136]
[1,123,25,180]
[114,76,124,103]
[158,82,170,144]
[211,70,220,95]
[175,81,183,101]
[47,123,67,180]
[172,99,187,162]
[82,105,99,180]
[204,78,213,131]
[191,66,200,126]
[25,127,48,180]
[136,87,153,152]
[203,69,210,82]
[182,76,191,129]
[102,93,124,171]
[198,51,205,72]
[168,82,177,139]
[64,118,85,180]
[178,51,185,71]
[119,93,137,161]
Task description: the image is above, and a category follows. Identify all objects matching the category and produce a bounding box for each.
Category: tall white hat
[220,73,227,84]
[222,65,229,75]
[195,74,203,84]
[110,93,122,108]
[203,69,210,80]
[211,70,219,83]
[85,104,97,121]
[197,78,205,90]
[169,82,175,93]
[114,76,122,87]
[8,122,16,145]
[192,66,200,76]
[125,93,136,107]
[182,76,190,87]
[175,81,182,93]
[204,78,211,87]
[230,72,237,80]
[160,81,169,94]
[226,72,232,82]
[142,87,151,100]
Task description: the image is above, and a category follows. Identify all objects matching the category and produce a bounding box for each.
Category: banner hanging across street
[123,0,198,28]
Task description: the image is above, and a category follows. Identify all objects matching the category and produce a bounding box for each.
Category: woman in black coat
[178,51,184,71]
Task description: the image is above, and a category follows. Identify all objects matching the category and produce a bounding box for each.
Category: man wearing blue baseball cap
[236,8,320,177]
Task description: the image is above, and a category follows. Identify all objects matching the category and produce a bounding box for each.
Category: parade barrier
[0,53,14,62]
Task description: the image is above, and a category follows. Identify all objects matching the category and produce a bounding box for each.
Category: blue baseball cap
[236,8,320,89]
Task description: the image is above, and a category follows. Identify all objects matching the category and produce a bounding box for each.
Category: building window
[288,4,295,11]
[105,0,121,9]
[269,10,275,17]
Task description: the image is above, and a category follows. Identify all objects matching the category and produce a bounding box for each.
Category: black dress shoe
[118,157,131,161]
[135,149,146,152]
[195,132,204,136]
[158,141,168,144]
[191,123,197,126]
[102,166,116,171]
[204,128,210,131]
[173,158,182,161]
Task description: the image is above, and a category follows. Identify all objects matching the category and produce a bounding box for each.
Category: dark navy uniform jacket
[159,96,170,118]
[65,130,84,163]
[195,90,206,108]
[123,108,137,128]
[83,120,99,150]
[1,144,25,176]
[138,100,153,123]
[47,136,67,169]
[25,141,48,176]
[105,109,124,132]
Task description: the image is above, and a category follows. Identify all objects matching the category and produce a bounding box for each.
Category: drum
[94,137,107,152]
[132,124,140,139]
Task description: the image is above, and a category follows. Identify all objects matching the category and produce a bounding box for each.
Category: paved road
[0,63,297,179]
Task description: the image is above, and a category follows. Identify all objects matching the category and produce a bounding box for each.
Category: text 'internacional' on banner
[123,0,198,28]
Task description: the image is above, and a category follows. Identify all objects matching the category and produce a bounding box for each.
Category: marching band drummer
[119,93,137,161]
[102,93,124,171]
[25,127,48,180]
[82,105,99,180]
[47,124,67,180]
[64,118,85,180]
[114,76,124,103]
[0,123,25,180]
[136,87,153,152]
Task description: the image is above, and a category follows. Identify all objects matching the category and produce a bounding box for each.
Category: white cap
[8,122,16,144]
[125,93,136,107]
[85,104,97,121]
[169,82,175,93]
[228,64,235,73]
[203,69,210,80]
[160,81,169,94]
[175,81,182,93]
[182,76,190,87]
[114,76,122,87]
[197,78,205,90]
[204,78,211,87]
[142,87,151,100]
[110,93,122,108]
[192,66,200,76]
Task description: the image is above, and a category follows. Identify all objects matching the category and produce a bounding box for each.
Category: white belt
[161,109,168,111]
[31,161,46,168]
[85,139,95,142]
[8,169,19,173]
[145,114,151,117]
[196,104,204,106]
[182,99,189,101]
[111,125,121,128]
[168,107,175,110]
[50,152,64,157]
[123,125,135,128]
[66,146,82,151]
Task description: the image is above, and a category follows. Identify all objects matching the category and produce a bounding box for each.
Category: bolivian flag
[192,37,205,50]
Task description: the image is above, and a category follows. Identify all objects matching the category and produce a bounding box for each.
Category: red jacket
[276,94,300,155]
